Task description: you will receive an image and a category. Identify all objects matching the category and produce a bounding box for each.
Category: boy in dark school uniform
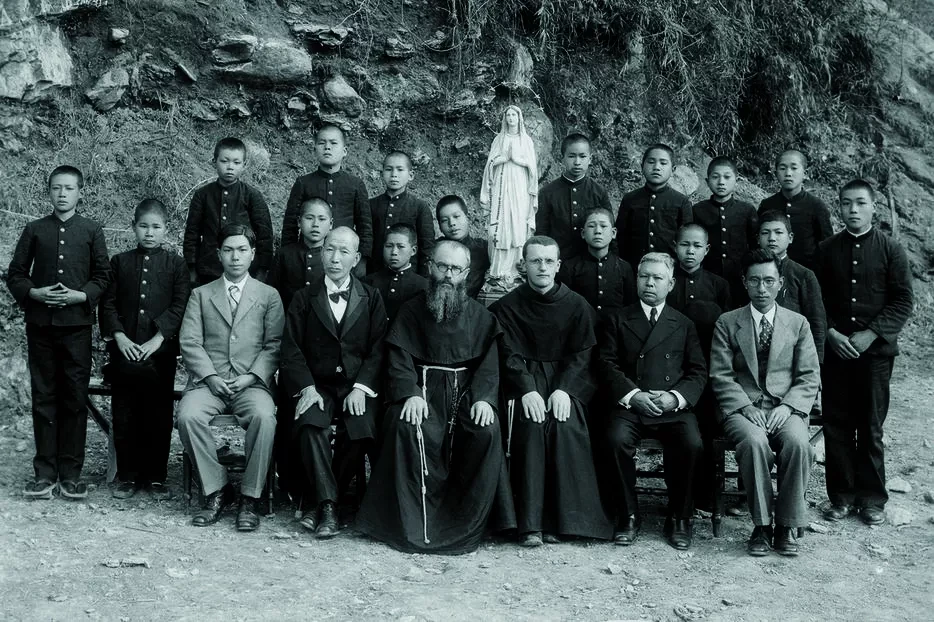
[536,133,613,260]
[268,197,333,313]
[6,165,111,500]
[366,224,428,324]
[184,137,274,285]
[99,199,190,500]
[691,156,758,306]
[436,195,490,300]
[818,180,913,527]
[368,151,435,275]
[282,125,373,274]
[757,149,833,271]
[757,211,826,361]
[615,143,693,268]
[559,207,636,314]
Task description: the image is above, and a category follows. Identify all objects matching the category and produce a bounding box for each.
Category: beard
[426,277,468,323]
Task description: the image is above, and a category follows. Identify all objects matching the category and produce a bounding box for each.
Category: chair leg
[182,451,192,512]
[264,461,275,516]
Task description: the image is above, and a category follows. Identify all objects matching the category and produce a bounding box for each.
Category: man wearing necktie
[279,227,387,538]
[596,252,707,550]
[177,224,284,531]
[710,249,820,557]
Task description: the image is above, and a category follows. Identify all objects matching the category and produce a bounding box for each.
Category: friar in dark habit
[490,235,613,547]
[355,240,516,554]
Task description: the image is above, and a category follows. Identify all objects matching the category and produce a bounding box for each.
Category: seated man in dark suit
[596,252,707,550]
[709,249,820,557]
[279,227,388,538]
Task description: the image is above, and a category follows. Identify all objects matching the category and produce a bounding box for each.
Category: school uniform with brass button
[615,185,693,268]
[536,175,613,259]
[758,190,832,272]
[368,190,436,275]
[268,240,325,313]
[692,196,758,306]
[558,250,637,316]
[365,264,428,324]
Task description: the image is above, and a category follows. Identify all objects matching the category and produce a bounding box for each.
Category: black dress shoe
[747,525,773,556]
[299,509,318,532]
[613,515,640,546]
[823,503,852,522]
[773,525,799,556]
[664,516,693,550]
[192,484,235,527]
[236,496,261,532]
[315,501,339,539]
[859,506,886,526]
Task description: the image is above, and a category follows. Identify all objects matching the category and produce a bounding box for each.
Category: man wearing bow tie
[280,227,388,538]
[178,224,284,531]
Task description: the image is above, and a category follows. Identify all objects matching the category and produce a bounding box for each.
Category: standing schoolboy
[366,224,428,324]
[615,144,693,268]
[818,180,913,526]
[436,195,490,299]
[757,210,826,362]
[99,199,190,499]
[184,137,274,285]
[691,156,758,305]
[757,149,833,272]
[558,207,636,314]
[268,197,333,313]
[7,165,111,499]
[536,133,613,260]
[368,151,435,275]
[282,125,373,273]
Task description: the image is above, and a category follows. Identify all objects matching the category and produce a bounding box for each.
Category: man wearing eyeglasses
[709,248,820,557]
[490,236,612,547]
[356,240,516,554]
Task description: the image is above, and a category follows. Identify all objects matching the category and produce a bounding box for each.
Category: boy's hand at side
[138,332,165,360]
[114,331,143,361]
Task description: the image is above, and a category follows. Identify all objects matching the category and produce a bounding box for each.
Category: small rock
[272,532,294,540]
[887,507,912,526]
[453,137,471,152]
[923,490,934,504]
[289,551,300,559]
[385,37,415,59]
[298,542,313,548]
[901,464,923,475]
[323,75,366,117]
[424,30,447,49]
[48,595,67,602]
[14,440,27,452]
[190,102,218,122]
[438,89,477,117]
[478,562,491,569]
[504,42,534,90]
[263,547,272,553]
[606,563,623,575]
[674,603,705,621]
[291,22,351,49]
[86,67,130,112]
[219,39,313,85]
[808,522,831,534]
[102,559,121,568]
[212,35,258,65]
[722,598,736,606]
[887,477,912,494]
[287,97,306,112]
[165,567,188,579]
[922,438,932,449]
[403,566,423,582]
[109,28,129,44]
[287,4,304,15]
[229,103,251,118]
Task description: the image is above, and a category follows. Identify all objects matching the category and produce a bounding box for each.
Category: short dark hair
[707,156,737,177]
[436,194,467,221]
[384,150,413,169]
[642,143,674,166]
[839,178,875,201]
[213,137,246,160]
[48,165,84,189]
[300,197,332,218]
[560,133,591,155]
[134,198,168,223]
[218,223,256,249]
[386,223,417,246]
[741,248,780,276]
[583,206,615,224]
[775,149,807,169]
[315,123,346,143]
[677,222,709,242]
[522,235,559,259]
[757,210,792,233]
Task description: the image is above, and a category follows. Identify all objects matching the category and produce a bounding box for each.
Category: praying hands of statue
[401,395,429,425]
[547,390,571,422]
[296,385,325,420]
[470,401,495,427]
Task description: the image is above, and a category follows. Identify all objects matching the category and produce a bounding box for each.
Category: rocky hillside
[0,0,932,414]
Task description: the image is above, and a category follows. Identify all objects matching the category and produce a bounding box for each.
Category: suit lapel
[736,306,759,386]
[641,305,677,354]
[766,305,792,373]
[231,279,258,329]
[341,277,366,335]
[310,283,339,339]
[209,279,233,326]
[621,305,651,346]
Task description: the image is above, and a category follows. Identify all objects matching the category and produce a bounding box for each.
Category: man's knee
[735,427,770,460]
[605,422,639,457]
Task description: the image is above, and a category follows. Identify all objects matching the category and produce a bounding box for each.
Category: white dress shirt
[620,300,687,411]
[750,303,777,344]
[223,273,249,312]
[319,274,376,398]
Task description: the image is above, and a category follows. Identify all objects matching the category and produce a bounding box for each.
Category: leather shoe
[859,506,886,526]
[773,525,799,556]
[664,516,693,550]
[823,503,852,522]
[315,501,339,539]
[613,515,640,546]
[192,484,235,527]
[520,531,543,547]
[236,496,261,532]
[299,509,318,532]
[747,525,773,556]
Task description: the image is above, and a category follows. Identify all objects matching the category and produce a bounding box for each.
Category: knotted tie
[759,315,773,352]
[328,289,350,304]
[228,284,240,317]
[649,306,657,328]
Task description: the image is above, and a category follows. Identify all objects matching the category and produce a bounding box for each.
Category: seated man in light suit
[709,248,820,557]
[178,224,285,531]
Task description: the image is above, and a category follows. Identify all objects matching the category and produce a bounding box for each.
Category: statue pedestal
[477,274,522,307]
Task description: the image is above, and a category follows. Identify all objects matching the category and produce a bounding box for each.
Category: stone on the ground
[86,67,130,111]
[808,522,831,534]
[923,490,934,504]
[323,75,366,117]
[219,39,312,85]
[109,28,129,44]
[438,89,477,117]
[454,137,471,152]
[606,563,623,575]
[190,101,218,121]
[887,477,912,493]
[291,22,351,49]
[385,37,415,59]
[887,506,912,526]
[229,102,251,118]
[212,35,258,65]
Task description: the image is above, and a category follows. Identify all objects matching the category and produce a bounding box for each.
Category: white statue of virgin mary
[480,105,538,284]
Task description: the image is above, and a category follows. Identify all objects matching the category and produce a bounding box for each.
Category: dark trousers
[692,388,719,510]
[822,352,894,509]
[26,324,92,482]
[106,352,177,484]
[294,423,371,507]
[605,413,702,520]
